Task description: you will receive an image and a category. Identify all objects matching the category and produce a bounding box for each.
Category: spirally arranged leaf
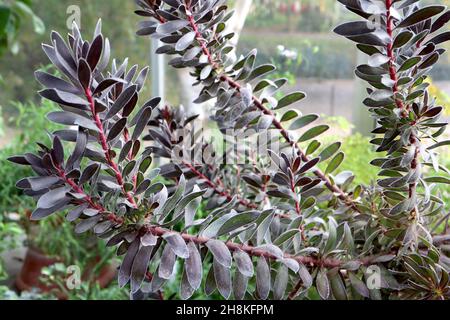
[185,242,202,290]
[325,152,345,175]
[130,245,154,293]
[233,249,254,277]
[256,257,271,300]
[289,114,319,130]
[316,269,330,300]
[397,6,445,28]
[206,240,232,268]
[163,232,189,258]
[273,265,289,300]
[118,238,140,288]
[233,270,249,300]
[159,244,176,280]
[213,259,232,299]
[180,268,195,300]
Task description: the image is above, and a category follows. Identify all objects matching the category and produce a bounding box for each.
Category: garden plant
[7,0,450,300]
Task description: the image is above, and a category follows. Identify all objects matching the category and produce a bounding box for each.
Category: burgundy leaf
[77,59,92,89]
[185,242,202,290]
[213,259,231,299]
[163,232,189,258]
[159,244,176,279]
[206,240,232,268]
[256,257,271,300]
[105,85,137,120]
[74,215,102,234]
[131,245,154,293]
[35,71,79,94]
[107,117,128,142]
[118,238,140,287]
[87,34,103,70]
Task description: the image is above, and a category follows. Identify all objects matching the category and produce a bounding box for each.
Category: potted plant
[0,214,24,291]
[16,215,118,296]
[8,0,450,300]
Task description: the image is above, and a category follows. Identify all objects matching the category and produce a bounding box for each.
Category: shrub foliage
[8,0,450,300]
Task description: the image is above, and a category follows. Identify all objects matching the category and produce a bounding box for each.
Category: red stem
[55,167,123,224]
[186,10,219,69]
[122,128,138,190]
[59,174,384,272]
[386,0,406,114]
[182,5,358,212]
[148,225,382,269]
[386,1,419,207]
[85,88,138,208]
[222,76,360,213]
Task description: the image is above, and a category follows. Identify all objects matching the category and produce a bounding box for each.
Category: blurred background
[0,0,449,300]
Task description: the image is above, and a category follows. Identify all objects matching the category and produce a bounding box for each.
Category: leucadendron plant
[7,0,450,300]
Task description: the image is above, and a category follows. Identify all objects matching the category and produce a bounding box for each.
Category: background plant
[0,0,44,56]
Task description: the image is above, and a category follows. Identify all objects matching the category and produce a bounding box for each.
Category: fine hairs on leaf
[7,0,450,300]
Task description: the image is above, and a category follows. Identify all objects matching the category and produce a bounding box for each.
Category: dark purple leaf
[97,38,110,73]
[35,71,79,94]
[206,240,232,268]
[42,44,77,82]
[180,269,195,300]
[105,85,137,120]
[93,78,126,96]
[79,163,100,185]
[163,232,189,258]
[233,270,248,300]
[256,256,270,300]
[107,117,128,142]
[118,238,140,287]
[24,176,61,191]
[66,128,88,170]
[47,111,98,132]
[141,232,158,247]
[273,265,288,300]
[40,89,88,109]
[213,259,231,299]
[37,186,71,209]
[185,242,202,290]
[7,156,30,166]
[77,59,92,89]
[74,215,102,234]
[31,200,68,221]
[132,107,152,141]
[51,31,77,70]
[233,249,254,277]
[204,266,216,296]
[159,244,176,279]
[66,203,89,222]
[135,67,149,92]
[87,34,103,70]
[52,136,64,165]
[131,245,154,293]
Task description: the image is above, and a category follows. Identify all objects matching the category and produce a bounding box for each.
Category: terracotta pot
[15,247,59,293]
[15,247,117,298]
